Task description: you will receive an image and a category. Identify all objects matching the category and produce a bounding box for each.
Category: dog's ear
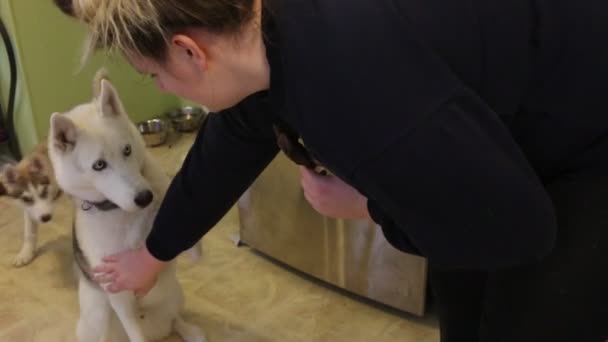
[29,156,45,174]
[92,68,109,97]
[50,112,77,152]
[1,165,22,195]
[98,79,126,118]
[3,165,18,185]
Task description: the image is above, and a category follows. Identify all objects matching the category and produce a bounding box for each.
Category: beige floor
[0,132,438,342]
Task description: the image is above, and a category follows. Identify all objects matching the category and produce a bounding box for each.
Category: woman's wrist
[141,244,168,273]
[358,197,372,220]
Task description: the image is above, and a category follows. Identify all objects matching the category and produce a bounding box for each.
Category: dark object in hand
[273,124,328,175]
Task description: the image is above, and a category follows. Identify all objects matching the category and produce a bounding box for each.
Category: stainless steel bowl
[136,118,168,147]
[166,106,207,132]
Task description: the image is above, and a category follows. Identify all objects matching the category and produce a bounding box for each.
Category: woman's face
[128,54,198,102]
[128,52,230,112]
[127,30,269,112]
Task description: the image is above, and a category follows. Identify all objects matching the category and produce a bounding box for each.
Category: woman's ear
[171,34,207,71]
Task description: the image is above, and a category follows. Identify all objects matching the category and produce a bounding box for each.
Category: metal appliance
[237,154,428,316]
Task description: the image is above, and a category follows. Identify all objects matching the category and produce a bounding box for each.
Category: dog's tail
[93,67,110,97]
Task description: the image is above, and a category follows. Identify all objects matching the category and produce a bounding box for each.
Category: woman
[53,0,608,341]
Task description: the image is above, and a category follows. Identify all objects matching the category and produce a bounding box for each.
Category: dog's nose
[134,190,154,208]
[40,214,52,223]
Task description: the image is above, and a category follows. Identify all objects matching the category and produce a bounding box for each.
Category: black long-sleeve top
[146,0,608,269]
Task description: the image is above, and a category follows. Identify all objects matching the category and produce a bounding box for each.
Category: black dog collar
[81,199,120,211]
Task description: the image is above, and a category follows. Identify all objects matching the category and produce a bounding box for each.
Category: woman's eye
[123,144,132,157]
[92,159,107,171]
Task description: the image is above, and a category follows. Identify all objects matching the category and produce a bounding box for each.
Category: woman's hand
[93,245,167,296]
[299,166,371,220]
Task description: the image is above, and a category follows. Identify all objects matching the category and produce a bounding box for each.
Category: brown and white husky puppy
[0,143,62,267]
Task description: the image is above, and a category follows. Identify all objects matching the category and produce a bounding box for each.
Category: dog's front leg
[77,277,112,342]
[13,212,38,267]
[108,292,147,342]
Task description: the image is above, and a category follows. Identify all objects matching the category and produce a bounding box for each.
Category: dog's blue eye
[21,196,34,205]
[92,160,107,171]
[123,144,131,157]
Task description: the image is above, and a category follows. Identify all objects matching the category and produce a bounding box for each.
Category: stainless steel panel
[237,154,428,316]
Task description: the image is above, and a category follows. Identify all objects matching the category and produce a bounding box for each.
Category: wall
[0,0,181,155]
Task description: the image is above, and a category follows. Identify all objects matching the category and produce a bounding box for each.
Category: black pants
[429,176,608,342]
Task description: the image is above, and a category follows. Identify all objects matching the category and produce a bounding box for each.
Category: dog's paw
[12,249,35,267]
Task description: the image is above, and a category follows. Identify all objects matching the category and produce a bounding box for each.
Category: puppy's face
[0,157,61,223]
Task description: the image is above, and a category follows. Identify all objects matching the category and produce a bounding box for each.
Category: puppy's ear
[3,165,18,185]
[29,156,45,173]
[98,79,126,118]
[50,112,77,152]
[0,180,6,196]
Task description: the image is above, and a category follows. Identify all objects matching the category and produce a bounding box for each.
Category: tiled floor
[0,132,439,341]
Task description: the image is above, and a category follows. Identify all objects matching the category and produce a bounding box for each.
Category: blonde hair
[53,0,255,61]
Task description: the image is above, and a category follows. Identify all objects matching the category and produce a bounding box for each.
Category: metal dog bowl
[166,106,207,132]
[136,118,168,147]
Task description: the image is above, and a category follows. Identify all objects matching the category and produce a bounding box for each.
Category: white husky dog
[48,70,203,342]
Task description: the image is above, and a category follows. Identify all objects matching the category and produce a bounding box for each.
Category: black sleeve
[146,93,279,261]
[272,0,554,270]
[354,92,557,270]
